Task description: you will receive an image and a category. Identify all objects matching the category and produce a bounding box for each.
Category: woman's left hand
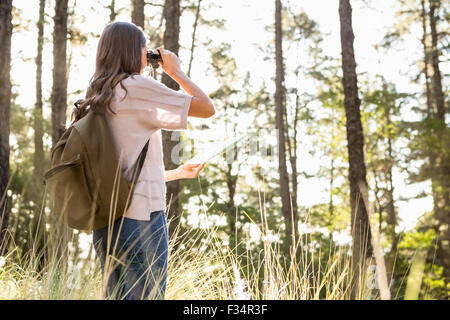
[177,162,205,179]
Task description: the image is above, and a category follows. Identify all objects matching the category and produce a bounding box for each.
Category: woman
[72,21,215,300]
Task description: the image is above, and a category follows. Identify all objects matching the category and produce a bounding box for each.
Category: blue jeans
[92,210,169,300]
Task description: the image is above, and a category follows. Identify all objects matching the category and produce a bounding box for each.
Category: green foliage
[3,0,448,300]
[399,228,436,251]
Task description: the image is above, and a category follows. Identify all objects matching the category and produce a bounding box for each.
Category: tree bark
[420,0,433,117]
[34,0,45,187]
[0,0,13,255]
[51,0,68,149]
[162,0,183,240]
[428,0,445,122]
[31,0,48,271]
[132,0,145,29]
[338,0,373,299]
[50,0,70,266]
[275,0,294,257]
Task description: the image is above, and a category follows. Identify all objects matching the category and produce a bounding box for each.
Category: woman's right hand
[156,47,183,77]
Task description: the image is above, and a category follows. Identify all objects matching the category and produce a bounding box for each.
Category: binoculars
[147,49,162,69]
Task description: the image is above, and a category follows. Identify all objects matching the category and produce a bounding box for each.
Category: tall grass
[0,169,406,300]
[0,201,380,300]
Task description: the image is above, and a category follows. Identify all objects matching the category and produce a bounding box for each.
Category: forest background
[0,0,448,299]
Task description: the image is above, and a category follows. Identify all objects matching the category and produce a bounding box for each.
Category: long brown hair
[70,21,146,124]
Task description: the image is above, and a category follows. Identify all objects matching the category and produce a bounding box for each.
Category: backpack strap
[129,139,150,188]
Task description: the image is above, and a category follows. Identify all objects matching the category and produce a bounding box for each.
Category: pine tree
[275,0,294,258]
[0,0,13,255]
[338,0,373,298]
[162,0,183,239]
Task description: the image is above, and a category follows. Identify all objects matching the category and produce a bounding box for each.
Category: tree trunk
[384,88,398,286]
[428,0,450,289]
[420,0,433,117]
[34,0,46,188]
[275,0,294,257]
[0,0,13,255]
[31,0,48,271]
[285,70,299,230]
[338,0,373,299]
[148,4,166,52]
[51,0,68,148]
[162,0,183,240]
[428,0,445,122]
[185,0,202,161]
[329,157,335,239]
[50,0,70,267]
[131,0,145,29]
[108,0,116,22]
[187,0,201,78]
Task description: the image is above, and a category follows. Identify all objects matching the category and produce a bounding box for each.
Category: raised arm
[169,70,215,118]
[156,47,215,119]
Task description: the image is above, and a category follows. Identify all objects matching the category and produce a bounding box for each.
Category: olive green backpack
[43,104,149,232]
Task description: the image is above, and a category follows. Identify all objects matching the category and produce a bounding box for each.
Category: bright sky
[10,0,445,234]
